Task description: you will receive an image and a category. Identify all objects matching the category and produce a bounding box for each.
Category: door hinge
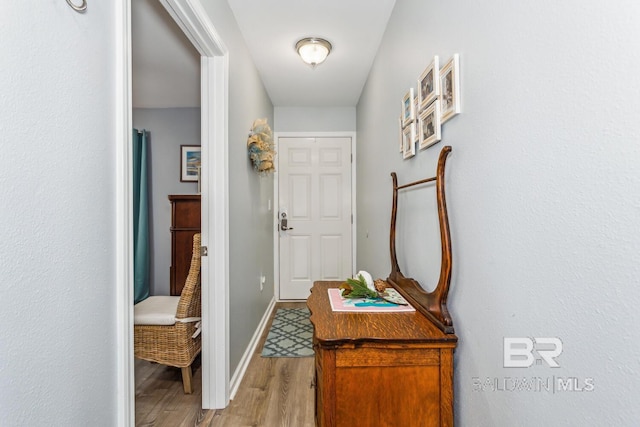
[200,246,208,256]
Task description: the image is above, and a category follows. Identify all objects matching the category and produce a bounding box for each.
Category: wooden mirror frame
[387,145,454,333]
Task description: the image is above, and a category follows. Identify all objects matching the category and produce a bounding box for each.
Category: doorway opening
[118,0,230,423]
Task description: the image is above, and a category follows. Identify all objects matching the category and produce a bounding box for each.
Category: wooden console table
[307,281,457,427]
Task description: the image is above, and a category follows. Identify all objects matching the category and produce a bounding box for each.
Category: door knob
[280,212,293,231]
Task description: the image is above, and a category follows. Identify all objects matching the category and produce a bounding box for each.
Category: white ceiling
[132,0,396,108]
[227,0,396,107]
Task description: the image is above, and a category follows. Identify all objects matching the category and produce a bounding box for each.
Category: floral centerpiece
[247,118,275,174]
[340,270,408,305]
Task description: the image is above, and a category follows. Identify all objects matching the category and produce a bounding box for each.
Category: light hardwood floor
[135,302,315,427]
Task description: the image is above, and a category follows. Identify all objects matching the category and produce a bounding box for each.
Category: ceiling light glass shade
[296,38,332,67]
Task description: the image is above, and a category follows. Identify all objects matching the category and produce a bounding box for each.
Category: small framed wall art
[418,56,440,112]
[401,88,415,128]
[440,54,460,123]
[418,100,442,150]
[402,121,417,159]
[180,145,202,182]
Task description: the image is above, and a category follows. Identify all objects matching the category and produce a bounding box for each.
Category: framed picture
[401,88,415,128]
[418,100,442,150]
[180,145,201,182]
[402,122,416,159]
[418,56,440,112]
[440,54,460,123]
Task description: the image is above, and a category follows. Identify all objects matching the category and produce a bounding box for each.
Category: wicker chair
[134,233,202,394]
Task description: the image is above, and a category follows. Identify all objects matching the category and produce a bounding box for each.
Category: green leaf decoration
[341,274,378,299]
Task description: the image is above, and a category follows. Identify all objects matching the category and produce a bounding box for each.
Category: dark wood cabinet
[307,281,457,427]
[169,194,200,296]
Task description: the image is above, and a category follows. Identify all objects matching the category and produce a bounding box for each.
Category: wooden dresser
[307,281,457,427]
[169,194,200,296]
[307,146,458,426]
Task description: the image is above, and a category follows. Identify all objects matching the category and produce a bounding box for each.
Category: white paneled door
[278,137,353,300]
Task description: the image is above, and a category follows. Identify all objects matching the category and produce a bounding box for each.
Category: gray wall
[0,3,118,425]
[133,107,200,296]
[200,0,275,375]
[274,106,356,132]
[356,0,640,425]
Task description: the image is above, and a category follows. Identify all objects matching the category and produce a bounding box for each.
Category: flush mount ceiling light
[295,37,332,68]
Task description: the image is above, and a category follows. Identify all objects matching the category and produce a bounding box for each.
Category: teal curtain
[133,129,150,304]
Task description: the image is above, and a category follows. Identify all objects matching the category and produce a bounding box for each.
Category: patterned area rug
[261,308,314,357]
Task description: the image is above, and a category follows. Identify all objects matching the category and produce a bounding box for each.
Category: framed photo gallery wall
[399,54,459,159]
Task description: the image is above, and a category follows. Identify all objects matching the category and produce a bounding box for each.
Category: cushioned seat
[134,296,180,326]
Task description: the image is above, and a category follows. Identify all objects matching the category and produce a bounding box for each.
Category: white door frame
[273,132,357,301]
[116,0,230,424]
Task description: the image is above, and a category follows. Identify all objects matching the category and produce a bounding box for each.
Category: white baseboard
[228,297,276,400]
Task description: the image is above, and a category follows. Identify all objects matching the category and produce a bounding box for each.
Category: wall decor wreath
[247,118,276,174]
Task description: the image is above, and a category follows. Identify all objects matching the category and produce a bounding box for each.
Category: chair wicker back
[176,233,201,320]
[134,233,202,393]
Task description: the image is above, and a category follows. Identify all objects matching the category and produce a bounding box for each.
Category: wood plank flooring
[135,302,315,427]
